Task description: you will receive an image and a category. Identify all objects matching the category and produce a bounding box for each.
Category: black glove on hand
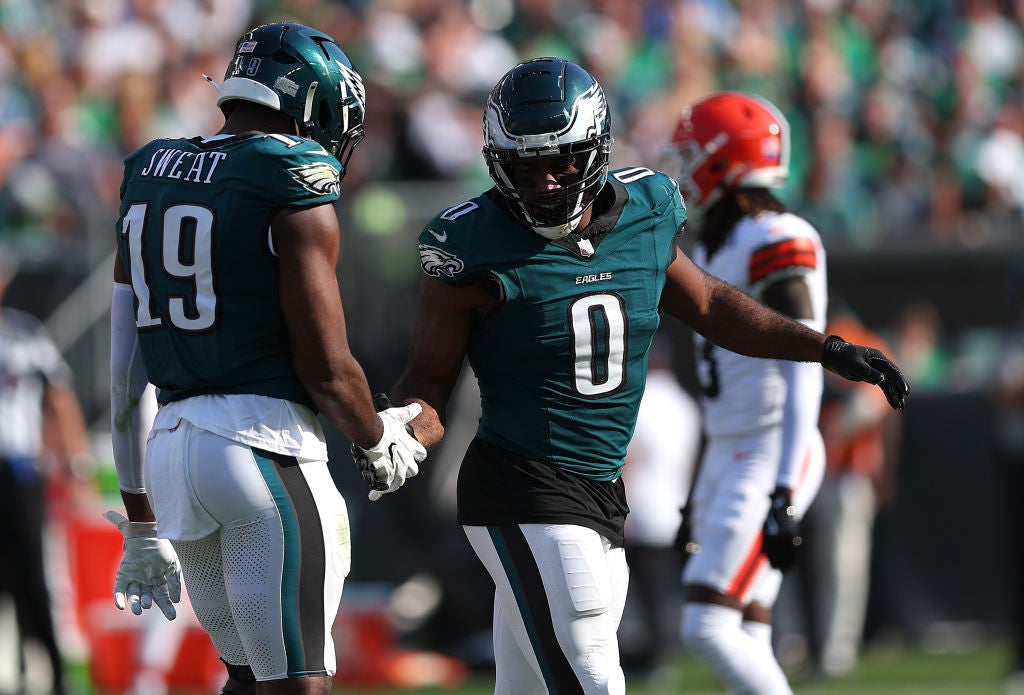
[821,334,911,410]
[762,489,801,572]
[673,506,700,568]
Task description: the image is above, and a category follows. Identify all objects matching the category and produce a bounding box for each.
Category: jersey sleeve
[658,172,688,235]
[417,199,485,286]
[620,168,687,235]
[254,136,343,209]
[746,216,821,292]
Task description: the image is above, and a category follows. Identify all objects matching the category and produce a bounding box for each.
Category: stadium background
[1,0,1023,691]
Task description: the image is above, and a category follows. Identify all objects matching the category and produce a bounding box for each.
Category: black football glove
[761,489,802,572]
[821,334,910,410]
[673,506,700,568]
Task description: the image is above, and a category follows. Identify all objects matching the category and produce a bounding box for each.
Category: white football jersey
[692,211,827,438]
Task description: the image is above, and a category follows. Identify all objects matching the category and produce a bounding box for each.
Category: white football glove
[352,401,426,501]
[103,510,182,620]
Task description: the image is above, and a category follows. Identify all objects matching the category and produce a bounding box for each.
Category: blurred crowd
[1,0,1024,264]
[2,2,1024,689]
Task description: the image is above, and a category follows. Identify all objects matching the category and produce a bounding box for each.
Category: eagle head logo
[419,244,464,279]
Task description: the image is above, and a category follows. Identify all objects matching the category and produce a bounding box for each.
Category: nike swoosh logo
[428,229,447,242]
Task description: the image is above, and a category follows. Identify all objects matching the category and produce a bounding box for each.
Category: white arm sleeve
[776,319,825,492]
[110,282,155,494]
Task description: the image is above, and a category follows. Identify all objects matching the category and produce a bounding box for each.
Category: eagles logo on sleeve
[419,244,464,279]
[288,162,341,196]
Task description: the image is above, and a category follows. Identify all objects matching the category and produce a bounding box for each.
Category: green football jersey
[116,133,344,407]
[418,167,686,481]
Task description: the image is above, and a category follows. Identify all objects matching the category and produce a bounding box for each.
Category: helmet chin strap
[533,215,580,240]
[529,190,590,240]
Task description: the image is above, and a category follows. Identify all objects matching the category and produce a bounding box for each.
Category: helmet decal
[274,75,300,97]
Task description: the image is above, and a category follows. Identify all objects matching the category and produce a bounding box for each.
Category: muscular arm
[391,275,495,450]
[273,204,382,449]
[659,251,825,362]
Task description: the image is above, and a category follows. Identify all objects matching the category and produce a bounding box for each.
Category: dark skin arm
[273,203,383,449]
[658,251,825,362]
[390,275,498,450]
[762,275,813,321]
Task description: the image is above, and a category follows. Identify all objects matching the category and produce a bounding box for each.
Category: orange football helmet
[666,91,790,208]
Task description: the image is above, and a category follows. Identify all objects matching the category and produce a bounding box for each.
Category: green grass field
[331,642,1017,695]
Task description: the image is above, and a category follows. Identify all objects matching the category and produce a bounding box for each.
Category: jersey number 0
[570,293,627,396]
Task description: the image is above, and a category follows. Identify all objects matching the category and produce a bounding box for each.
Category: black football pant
[0,458,65,695]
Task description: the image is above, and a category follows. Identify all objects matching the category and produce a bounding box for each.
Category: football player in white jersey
[665,91,833,694]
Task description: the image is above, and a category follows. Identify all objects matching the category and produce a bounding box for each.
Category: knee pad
[680,602,744,656]
[680,603,793,695]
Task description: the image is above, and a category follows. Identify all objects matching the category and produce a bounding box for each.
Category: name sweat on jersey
[116,133,343,408]
[692,211,827,438]
[418,168,686,482]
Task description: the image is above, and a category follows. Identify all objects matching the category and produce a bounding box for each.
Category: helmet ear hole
[317,99,332,129]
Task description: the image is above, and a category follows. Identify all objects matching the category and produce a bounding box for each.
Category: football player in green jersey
[105,22,424,695]
[380,57,909,694]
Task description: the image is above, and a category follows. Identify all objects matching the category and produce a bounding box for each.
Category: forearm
[46,385,92,458]
[302,357,383,450]
[110,282,153,494]
[119,490,156,523]
[391,373,447,450]
[776,355,824,490]
[693,275,825,362]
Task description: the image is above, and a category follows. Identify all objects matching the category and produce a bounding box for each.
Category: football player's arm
[108,253,180,619]
[111,255,157,521]
[391,275,494,450]
[273,203,384,449]
[660,251,825,362]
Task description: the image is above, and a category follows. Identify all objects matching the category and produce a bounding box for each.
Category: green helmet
[483,57,613,239]
[218,22,366,172]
